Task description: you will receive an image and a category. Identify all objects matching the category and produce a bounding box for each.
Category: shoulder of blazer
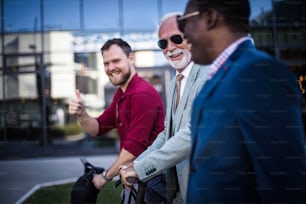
[188,64,208,80]
[192,41,255,101]
[193,64,211,88]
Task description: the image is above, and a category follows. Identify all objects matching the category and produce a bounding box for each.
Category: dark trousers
[145,174,167,204]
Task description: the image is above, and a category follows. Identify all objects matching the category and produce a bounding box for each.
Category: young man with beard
[178,0,306,203]
[69,38,165,202]
[119,13,209,203]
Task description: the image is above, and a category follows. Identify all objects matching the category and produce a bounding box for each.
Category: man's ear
[128,52,135,61]
[128,52,135,64]
[206,9,219,30]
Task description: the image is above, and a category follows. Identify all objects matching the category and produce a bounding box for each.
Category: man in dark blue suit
[178,0,306,203]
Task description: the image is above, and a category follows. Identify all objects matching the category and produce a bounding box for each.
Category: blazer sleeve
[134,122,191,181]
[136,128,167,162]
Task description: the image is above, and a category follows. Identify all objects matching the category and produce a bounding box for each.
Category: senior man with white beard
[119,12,210,204]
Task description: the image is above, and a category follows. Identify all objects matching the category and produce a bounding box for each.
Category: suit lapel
[166,78,176,138]
[191,40,254,147]
[194,40,253,102]
[191,58,231,142]
[172,64,201,132]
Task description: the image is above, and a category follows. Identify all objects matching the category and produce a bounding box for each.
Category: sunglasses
[177,11,200,33]
[157,34,183,49]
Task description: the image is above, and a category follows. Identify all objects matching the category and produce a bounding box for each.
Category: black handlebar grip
[126,177,138,183]
[114,179,121,188]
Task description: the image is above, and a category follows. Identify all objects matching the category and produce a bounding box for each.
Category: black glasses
[157,34,183,49]
[177,11,200,33]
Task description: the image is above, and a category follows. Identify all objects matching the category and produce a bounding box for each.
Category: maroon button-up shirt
[96,74,165,156]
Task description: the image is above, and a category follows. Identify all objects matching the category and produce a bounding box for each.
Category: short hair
[100,38,133,57]
[194,0,250,33]
[159,12,182,26]
[156,12,182,35]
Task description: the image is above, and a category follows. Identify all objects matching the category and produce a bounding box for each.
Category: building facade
[1,0,305,144]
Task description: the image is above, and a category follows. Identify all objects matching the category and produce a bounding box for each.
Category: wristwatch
[102,170,112,182]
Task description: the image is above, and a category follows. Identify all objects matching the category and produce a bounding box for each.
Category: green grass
[24,181,122,204]
[52,122,83,136]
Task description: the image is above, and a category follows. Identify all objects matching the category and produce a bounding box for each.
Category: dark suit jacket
[188,40,306,203]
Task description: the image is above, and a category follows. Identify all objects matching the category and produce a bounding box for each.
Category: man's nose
[166,39,177,51]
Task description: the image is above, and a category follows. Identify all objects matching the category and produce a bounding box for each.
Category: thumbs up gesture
[69,89,85,117]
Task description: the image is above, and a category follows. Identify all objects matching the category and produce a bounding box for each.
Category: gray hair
[156,12,182,34]
[159,12,182,27]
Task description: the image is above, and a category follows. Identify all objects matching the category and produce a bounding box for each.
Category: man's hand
[119,165,139,189]
[92,174,108,189]
[69,89,85,117]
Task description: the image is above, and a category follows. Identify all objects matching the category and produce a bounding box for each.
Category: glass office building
[0,0,305,144]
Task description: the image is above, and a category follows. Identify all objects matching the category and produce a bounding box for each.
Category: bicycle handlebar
[71,158,106,204]
[80,158,139,187]
[80,157,105,177]
[114,176,139,188]
[126,177,139,183]
[74,158,146,204]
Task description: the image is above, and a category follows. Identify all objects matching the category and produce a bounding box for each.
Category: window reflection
[83,0,120,30]
[122,0,158,31]
[249,0,273,26]
[4,0,40,32]
[1,0,306,142]
[44,0,80,30]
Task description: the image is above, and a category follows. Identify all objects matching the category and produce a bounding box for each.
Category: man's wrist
[102,170,112,182]
[77,113,89,124]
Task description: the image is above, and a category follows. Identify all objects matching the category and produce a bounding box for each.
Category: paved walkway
[0,135,118,204]
[0,155,117,204]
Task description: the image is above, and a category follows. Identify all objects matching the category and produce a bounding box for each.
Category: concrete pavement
[0,135,118,204]
[0,155,117,204]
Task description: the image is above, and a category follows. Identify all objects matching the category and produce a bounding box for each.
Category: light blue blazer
[134,63,209,201]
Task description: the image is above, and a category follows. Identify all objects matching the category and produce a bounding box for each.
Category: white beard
[166,49,192,70]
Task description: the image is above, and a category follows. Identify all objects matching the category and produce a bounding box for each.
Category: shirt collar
[176,61,193,78]
[208,36,253,79]
[119,73,139,95]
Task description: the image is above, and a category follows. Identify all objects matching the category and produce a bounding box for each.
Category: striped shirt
[208,36,253,79]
